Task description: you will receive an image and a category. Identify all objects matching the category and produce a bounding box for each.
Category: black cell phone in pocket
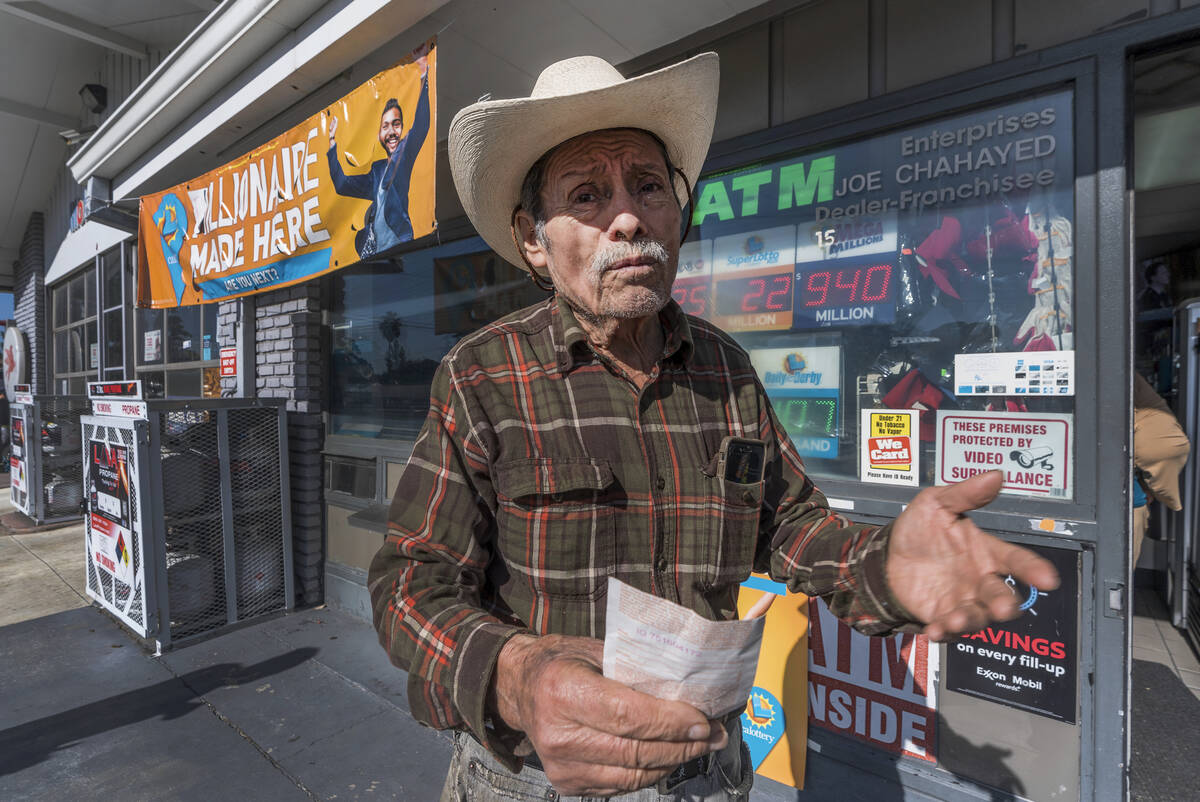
[716,436,765,484]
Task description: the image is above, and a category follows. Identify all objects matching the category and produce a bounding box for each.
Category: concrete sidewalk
[0,525,829,802]
[0,490,1051,802]
[0,478,455,801]
[0,599,887,801]
[0,598,455,800]
[0,475,1085,802]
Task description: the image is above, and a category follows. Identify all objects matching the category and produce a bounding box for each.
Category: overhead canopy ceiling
[1134,42,1200,260]
[68,0,778,202]
[0,0,213,290]
[4,0,781,291]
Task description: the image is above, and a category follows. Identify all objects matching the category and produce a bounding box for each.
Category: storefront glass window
[141,371,165,398]
[166,369,202,397]
[53,285,66,325]
[85,271,97,317]
[137,308,163,366]
[104,309,122,368]
[68,328,83,371]
[167,306,202,363]
[102,253,121,310]
[53,243,139,391]
[329,237,545,440]
[135,302,220,398]
[50,265,98,393]
[68,274,86,321]
[682,89,1075,498]
[325,455,378,498]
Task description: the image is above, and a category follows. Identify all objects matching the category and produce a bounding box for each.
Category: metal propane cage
[7,385,89,525]
[81,381,294,650]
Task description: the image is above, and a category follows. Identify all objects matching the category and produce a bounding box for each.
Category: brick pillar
[13,212,46,393]
[254,282,325,606]
[216,299,240,395]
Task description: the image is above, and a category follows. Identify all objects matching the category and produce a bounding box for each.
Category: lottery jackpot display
[676,89,1075,493]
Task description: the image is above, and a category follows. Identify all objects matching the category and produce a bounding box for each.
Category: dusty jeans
[439,723,752,802]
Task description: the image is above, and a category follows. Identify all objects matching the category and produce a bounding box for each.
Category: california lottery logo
[783,353,806,375]
[741,687,786,769]
[152,193,191,305]
[743,235,765,255]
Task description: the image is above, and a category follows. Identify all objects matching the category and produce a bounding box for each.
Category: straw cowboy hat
[448,52,719,274]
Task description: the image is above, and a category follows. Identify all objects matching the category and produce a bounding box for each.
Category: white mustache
[589,239,670,283]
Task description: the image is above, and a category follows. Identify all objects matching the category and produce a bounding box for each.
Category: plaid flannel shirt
[368,294,914,768]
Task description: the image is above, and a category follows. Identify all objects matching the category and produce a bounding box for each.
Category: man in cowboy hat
[369,53,1058,800]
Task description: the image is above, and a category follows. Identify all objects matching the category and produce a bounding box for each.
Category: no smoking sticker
[936,411,1073,499]
[860,409,919,486]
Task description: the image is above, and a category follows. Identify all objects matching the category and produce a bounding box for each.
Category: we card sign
[860,409,918,486]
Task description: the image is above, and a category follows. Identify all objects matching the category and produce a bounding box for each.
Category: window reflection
[167,306,201,363]
[329,239,545,440]
[103,252,121,310]
[135,301,218,395]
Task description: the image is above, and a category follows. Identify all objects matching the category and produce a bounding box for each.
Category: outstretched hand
[491,634,726,797]
[886,470,1059,641]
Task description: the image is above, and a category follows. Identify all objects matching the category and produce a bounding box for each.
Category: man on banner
[328,44,431,258]
[370,52,1060,800]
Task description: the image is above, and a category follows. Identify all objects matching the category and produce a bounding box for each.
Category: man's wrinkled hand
[491,634,726,797]
[886,470,1060,641]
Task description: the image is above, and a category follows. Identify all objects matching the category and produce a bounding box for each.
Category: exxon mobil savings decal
[137,41,437,307]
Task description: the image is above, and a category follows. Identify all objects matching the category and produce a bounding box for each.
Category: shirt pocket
[493,457,616,601]
[699,469,763,593]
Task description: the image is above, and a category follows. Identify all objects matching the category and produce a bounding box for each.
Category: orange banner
[138,40,437,307]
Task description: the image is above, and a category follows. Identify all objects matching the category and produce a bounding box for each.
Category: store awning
[45,220,131,286]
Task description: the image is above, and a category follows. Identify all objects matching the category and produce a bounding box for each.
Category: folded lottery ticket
[601,577,764,718]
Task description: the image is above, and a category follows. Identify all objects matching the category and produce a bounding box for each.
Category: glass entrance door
[1132,42,1200,640]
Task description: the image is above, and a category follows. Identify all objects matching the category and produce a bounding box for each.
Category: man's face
[520,129,681,322]
[379,107,403,154]
[1153,263,1170,286]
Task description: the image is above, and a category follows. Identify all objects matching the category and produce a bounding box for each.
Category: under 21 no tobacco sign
[860,409,919,486]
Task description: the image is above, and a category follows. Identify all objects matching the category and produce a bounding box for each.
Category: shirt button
[655,476,666,491]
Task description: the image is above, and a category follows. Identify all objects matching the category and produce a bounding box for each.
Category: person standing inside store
[327,45,430,258]
[1132,373,1190,563]
[369,53,1059,800]
[1138,258,1173,310]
